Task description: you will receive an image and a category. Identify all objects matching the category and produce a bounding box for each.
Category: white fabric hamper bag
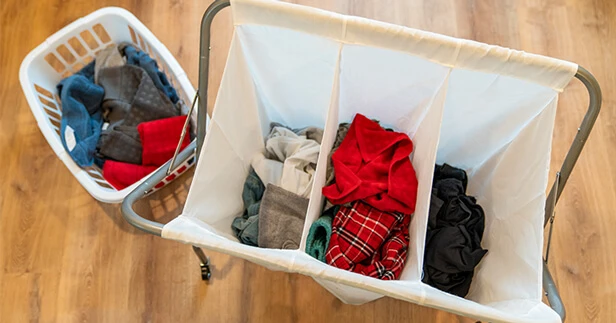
[162,0,577,322]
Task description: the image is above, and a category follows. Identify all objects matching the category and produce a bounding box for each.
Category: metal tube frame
[121,0,602,320]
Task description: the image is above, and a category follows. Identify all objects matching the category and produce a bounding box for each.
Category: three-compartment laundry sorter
[113,0,596,322]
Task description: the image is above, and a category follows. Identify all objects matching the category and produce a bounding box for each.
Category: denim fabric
[57,61,104,167]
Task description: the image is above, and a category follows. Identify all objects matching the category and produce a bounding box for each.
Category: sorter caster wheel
[192,246,212,281]
[200,262,212,281]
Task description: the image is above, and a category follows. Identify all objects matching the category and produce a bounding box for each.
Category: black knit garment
[423,164,488,297]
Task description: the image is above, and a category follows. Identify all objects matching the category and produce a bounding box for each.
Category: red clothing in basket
[103,161,157,190]
[138,115,190,166]
[103,115,190,190]
[325,200,411,280]
[322,113,417,214]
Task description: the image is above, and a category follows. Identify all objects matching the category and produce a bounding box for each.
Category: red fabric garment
[137,115,190,166]
[325,200,411,280]
[103,161,158,190]
[103,115,189,189]
[322,113,418,214]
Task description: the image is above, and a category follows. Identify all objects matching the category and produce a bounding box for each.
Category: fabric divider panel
[299,48,342,251]
[398,72,451,281]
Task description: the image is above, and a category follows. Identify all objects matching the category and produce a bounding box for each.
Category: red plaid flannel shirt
[325,200,411,280]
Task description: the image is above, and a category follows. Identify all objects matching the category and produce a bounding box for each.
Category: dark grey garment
[325,123,350,186]
[94,45,124,84]
[96,64,179,164]
[428,188,444,221]
[270,122,324,144]
[97,124,142,164]
[232,215,259,246]
[298,127,323,145]
[232,168,265,246]
[258,184,308,249]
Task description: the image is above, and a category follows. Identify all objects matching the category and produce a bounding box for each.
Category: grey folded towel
[258,184,308,249]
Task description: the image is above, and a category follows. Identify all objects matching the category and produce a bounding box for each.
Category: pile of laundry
[57,43,189,189]
[423,164,487,297]
[232,123,323,249]
[230,113,487,290]
[306,113,418,281]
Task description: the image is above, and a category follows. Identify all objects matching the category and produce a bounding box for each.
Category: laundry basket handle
[121,140,196,236]
[196,0,230,159]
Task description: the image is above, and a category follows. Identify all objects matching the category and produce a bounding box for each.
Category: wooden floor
[1,0,615,322]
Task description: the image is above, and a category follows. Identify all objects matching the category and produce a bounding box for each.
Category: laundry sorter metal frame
[121,0,602,320]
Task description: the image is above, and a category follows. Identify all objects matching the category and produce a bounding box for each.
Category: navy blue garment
[57,61,104,167]
[122,45,180,104]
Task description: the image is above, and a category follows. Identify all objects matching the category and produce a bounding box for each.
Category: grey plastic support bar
[541,66,601,322]
[544,262,566,320]
[121,140,196,237]
[121,0,602,321]
[197,0,231,160]
[167,92,199,175]
[544,172,560,263]
[544,66,602,225]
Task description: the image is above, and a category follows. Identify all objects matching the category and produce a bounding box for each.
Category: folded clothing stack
[57,43,189,190]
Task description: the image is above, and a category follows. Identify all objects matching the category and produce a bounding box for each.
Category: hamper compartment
[181,26,341,242]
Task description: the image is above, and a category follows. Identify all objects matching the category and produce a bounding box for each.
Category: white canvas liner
[161,0,577,322]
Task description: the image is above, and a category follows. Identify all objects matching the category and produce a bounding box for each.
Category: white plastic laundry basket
[19,7,197,203]
[160,0,579,322]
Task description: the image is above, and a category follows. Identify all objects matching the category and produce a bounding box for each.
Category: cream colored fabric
[231,0,576,91]
[251,127,320,198]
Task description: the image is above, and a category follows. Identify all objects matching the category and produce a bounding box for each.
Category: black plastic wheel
[200,264,212,281]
